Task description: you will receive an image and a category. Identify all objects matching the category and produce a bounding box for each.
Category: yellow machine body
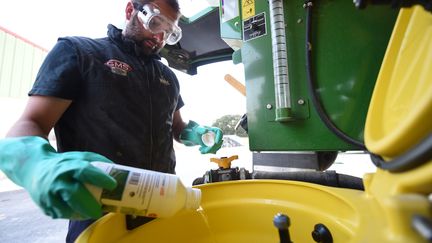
[77,176,431,243]
[365,6,432,158]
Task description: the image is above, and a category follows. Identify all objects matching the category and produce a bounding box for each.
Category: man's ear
[125,1,134,20]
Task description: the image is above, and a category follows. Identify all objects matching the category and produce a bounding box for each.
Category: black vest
[30,25,183,173]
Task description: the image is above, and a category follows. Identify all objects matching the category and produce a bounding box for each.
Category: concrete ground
[0,189,69,243]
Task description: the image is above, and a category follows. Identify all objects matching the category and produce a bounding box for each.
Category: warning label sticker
[242,0,255,20]
[243,12,266,42]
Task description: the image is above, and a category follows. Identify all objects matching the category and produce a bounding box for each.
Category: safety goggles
[136,3,182,45]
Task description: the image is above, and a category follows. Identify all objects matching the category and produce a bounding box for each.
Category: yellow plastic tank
[365,5,432,158]
[77,179,430,243]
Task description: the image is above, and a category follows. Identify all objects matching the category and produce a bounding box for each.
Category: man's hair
[132,0,180,13]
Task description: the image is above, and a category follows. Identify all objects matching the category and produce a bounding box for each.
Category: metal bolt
[303,1,313,8]
[297,18,302,24]
[353,0,361,8]
[412,215,432,242]
[273,213,292,243]
[266,104,273,110]
[274,213,290,229]
[298,99,305,105]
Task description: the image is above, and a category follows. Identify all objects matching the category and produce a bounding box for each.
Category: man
[0,0,223,241]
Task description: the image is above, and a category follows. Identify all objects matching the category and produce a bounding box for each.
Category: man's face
[124,0,180,55]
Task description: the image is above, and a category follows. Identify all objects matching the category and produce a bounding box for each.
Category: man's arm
[0,95,117,219]
[6,95,72,138]
[172,110,187,142]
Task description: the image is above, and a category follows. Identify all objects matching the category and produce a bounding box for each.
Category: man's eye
[149,17,164,29]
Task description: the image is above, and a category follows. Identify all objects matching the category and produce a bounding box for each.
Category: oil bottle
[86,162,201,218]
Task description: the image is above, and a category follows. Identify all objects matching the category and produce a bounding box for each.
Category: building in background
[0,26,48,137]
[0,25,47,98]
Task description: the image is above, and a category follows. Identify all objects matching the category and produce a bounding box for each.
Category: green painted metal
[219,0,243,55]
[237,1,398,151]
[232,49,242,64]
[219,1,242,40]
[0,28,47,98]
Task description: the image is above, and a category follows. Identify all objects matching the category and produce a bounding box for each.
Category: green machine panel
[229,0,398,151]
[219,1,242,40]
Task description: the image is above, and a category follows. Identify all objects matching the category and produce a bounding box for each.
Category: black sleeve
[29,38,82,100]
[177,94,184,111]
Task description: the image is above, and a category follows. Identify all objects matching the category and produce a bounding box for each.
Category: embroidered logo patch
[159,77,170,86]
[105,59,132,76]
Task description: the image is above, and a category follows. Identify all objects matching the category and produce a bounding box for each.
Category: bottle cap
[201,131,216,147]
[185,187,201,210]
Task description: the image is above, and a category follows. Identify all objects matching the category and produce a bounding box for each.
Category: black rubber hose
[192,177,205,186]
[304,1,366,150]
[253,171,364,190]
[370,133,432,172]
[304,1,432,172]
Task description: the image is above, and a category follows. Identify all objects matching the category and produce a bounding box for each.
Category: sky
[0,0,246,125]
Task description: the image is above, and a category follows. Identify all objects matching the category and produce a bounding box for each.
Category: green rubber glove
[0,136,117,219]
[179,120,223,154]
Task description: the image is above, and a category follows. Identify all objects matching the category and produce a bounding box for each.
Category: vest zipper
[140,58,153,169]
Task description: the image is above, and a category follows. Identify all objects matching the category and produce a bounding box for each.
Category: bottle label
[90,162,172,217]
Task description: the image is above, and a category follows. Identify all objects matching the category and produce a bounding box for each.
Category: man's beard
[124,16,159,55]
[134,39,159,55]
